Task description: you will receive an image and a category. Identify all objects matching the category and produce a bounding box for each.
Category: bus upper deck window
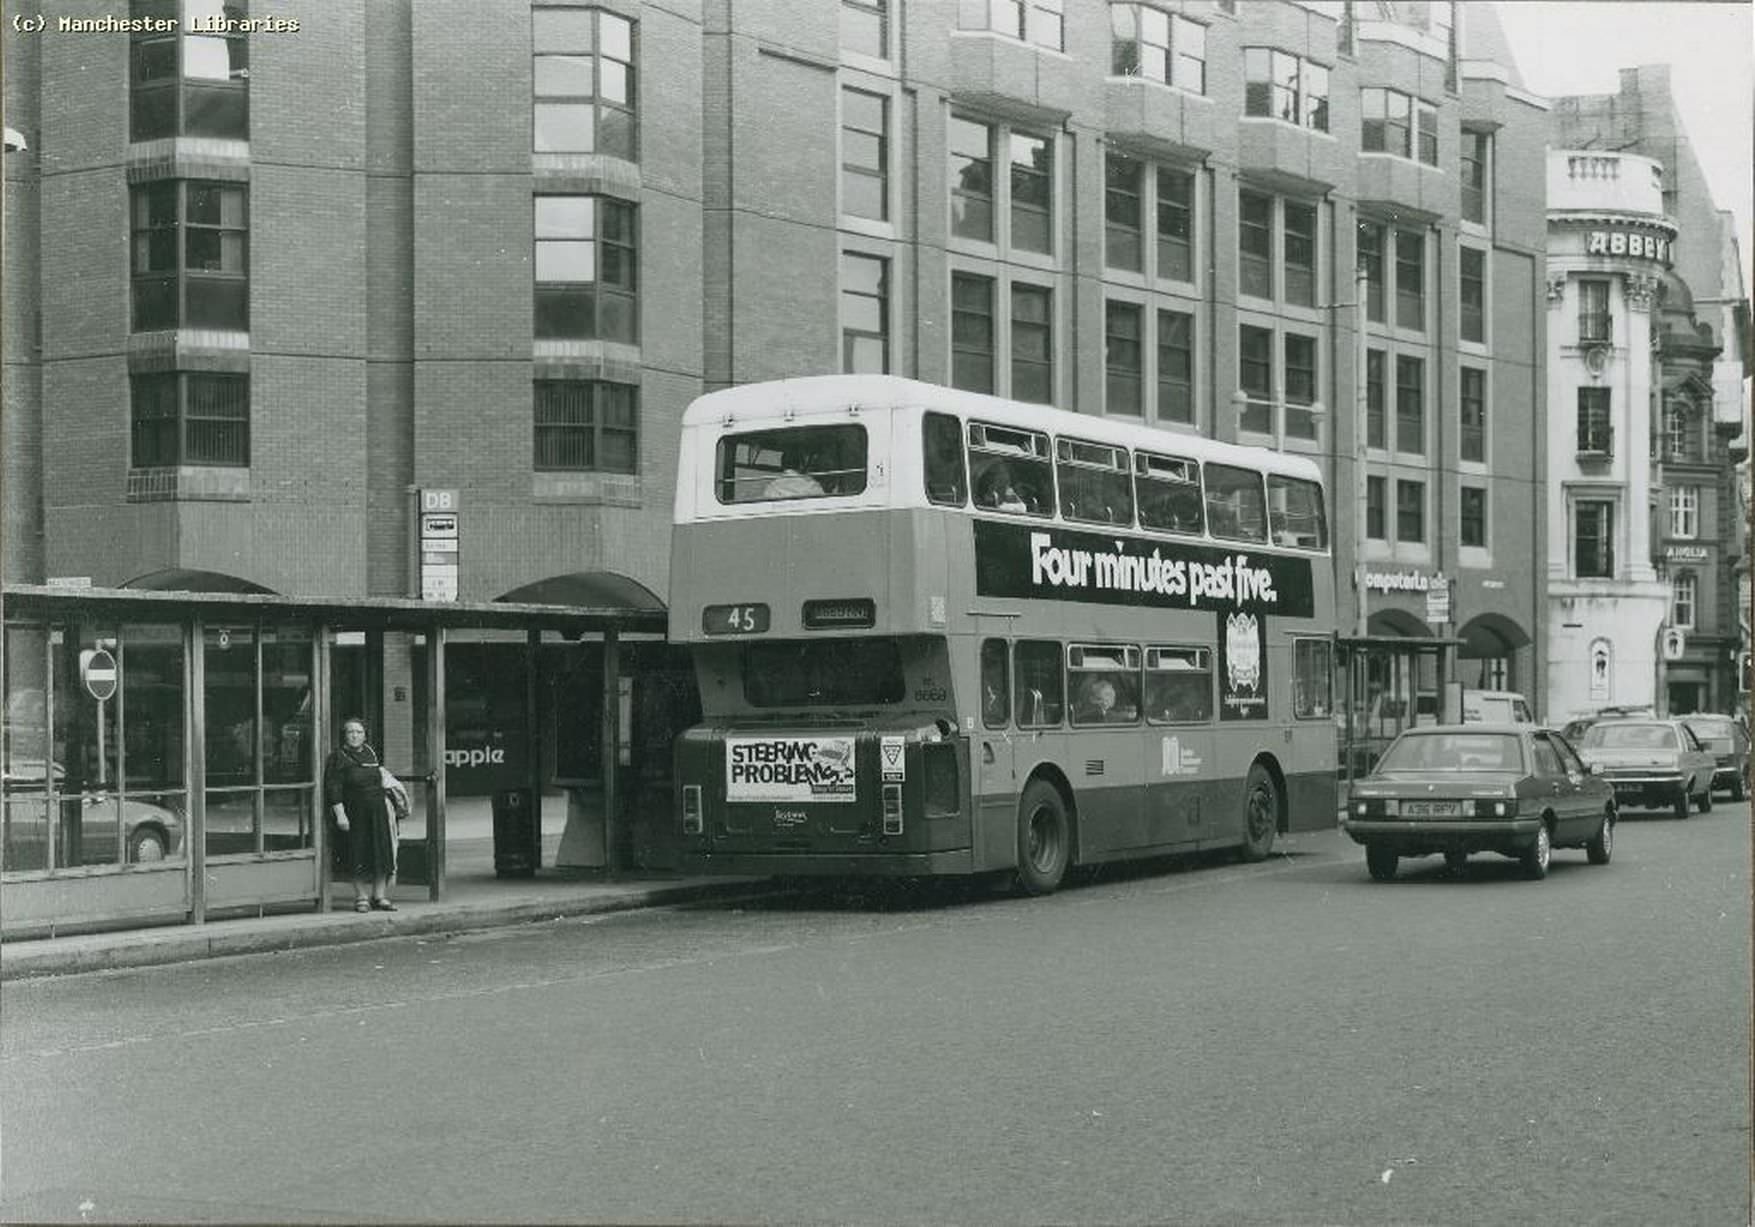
[923,412,968,506]
[716,424,869,503]
[1267,475,1328,550]
[970,421,1054,516]
[1135,453,1204,535]
[1203,463,1267,542]
[1057,439,1134,527]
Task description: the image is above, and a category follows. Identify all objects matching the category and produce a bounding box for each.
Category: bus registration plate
[726,736,857,803]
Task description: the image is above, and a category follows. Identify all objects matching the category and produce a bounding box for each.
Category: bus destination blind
[972,520,1315,618]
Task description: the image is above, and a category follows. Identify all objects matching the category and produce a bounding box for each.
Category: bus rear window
[743,640,904,707]
[1268,476,1328,550]
[717,425,868,503]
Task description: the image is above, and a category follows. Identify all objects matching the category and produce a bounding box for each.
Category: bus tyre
[1238,763,1277,862]
[1015,779,1070,896]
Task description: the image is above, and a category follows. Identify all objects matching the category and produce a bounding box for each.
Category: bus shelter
[1336,634,1465,787]
[0,584,667,939]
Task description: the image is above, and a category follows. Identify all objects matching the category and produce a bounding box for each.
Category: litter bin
[492,787,539,878]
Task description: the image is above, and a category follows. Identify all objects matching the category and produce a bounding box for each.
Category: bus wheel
[1238,763,1278,862]
[1015,779,1070,896]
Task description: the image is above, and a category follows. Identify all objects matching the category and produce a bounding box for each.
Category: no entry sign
[82,648,118,702]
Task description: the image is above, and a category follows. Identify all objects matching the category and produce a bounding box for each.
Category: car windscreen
[743,639,905,707]
[1580,723,1676,750]
[1375,732,1523,773]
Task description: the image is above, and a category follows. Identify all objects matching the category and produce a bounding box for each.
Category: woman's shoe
[371,898,397,912]
[354,899,372,913]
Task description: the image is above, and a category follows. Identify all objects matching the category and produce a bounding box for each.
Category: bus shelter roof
[0,584,668,637]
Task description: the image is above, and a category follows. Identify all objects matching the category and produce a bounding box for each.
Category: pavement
[0,815,770,982]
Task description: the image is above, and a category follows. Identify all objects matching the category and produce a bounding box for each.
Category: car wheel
[1696,782,1712,813]
[129,825,169,864]
[1673,788,1690,820]
[1014,778,1070,896]
[1238,763,1277,863]
[1443,849,1468,874]
[1365,844,1397,882]
[1520,822,1551,880]
[1586,809,1614,865]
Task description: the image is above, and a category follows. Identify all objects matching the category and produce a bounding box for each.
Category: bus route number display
[703,603,770,635]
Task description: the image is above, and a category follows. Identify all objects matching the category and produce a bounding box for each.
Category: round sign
[82,648,118,702]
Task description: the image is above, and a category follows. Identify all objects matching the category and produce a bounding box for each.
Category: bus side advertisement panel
[972,521,1315,618]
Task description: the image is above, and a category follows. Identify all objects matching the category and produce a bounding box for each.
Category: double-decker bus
[668,375,1337,893]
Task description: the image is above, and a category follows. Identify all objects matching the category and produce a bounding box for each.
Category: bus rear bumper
[675,847,977,879]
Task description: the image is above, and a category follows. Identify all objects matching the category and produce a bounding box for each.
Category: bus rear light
[682,785,704,835]
[881,783,904,835]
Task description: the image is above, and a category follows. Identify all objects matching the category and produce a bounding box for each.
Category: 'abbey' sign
[1587,230,1672,264]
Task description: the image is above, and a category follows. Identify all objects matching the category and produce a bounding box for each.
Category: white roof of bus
[683,375,1325,482]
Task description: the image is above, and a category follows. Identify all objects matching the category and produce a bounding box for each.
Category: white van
[1462,689,1534,725]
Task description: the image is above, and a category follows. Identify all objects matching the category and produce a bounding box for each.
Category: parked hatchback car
[1678,715,1749,802]
[1572,718,1718,819]
[1,759,185,868]
[1343,724,1615,882]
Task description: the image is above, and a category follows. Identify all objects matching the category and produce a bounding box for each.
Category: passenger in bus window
[764,447,826,498]
[1149,673,1210,723]
[1075,674,1137,723]
[977,464,1028,512]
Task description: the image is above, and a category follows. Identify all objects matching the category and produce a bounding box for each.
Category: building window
[1670,485,1699,538]
[534,196,637,342]
[1461,130,1489,224]
[1666,401,1695,461]
[1358,221,1385,322]
[1577,387,1612,454]
[129,0,249,142]
[1283,332,1317,439]
[951,272,996,393]
[533,380,637,473]
[1365,475,1386,540]
[1106,301,1144,415]
[950,116,995,242]
[1396,479,1425,543]
[1578,279,1610,344]
[1010,132,1054,254]
[1105,153,1144,272]
[130,372,249,468]
[959,0,1063,52]
[1242,48,1328,131]
[1395,355,1423,455]
[1460,246,1485,343]
[1157,309,1193,424]
[1238,324,1273,434]
[532,7,636,159]
[1111,5,1206,93]
[841,252,889,373]
[1395,229,1424,330]
[130,181,249,332]
[1011,283,1054,403]
[1460,365,1486,462]
[1460,485,1486,548]
[841,0,887,57]
[841,87,889,221]
[1365,348,1385,449]
[1158,167,1193,282]
[1239,189,1273,299]
[1671,571,1697,630]
[1362,87,1437,165]
[1283,200,1316,308]
[1574,500,1614,578]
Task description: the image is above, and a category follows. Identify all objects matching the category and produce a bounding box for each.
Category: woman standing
[325,717,396,912]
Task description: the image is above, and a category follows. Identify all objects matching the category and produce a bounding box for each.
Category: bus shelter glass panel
[58,625,124,869]
[262,625,315,851]
[119,623,187,864]
[205,623,258,855]
[3,623,52,872]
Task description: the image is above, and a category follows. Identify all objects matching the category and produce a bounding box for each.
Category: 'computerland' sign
[1360,568,1443,594]
[1587,230,1672,264]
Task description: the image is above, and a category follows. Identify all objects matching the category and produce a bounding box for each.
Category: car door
[1528,734,1580,837]
[1546,732,1600,841]
[1677,723,1712,792]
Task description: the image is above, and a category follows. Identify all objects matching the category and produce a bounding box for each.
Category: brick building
[4,0,1554,761]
